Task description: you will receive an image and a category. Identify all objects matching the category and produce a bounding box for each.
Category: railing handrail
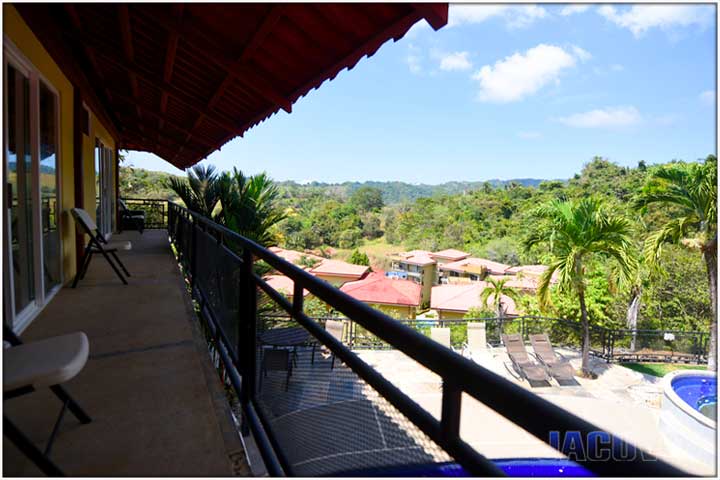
[167,201,689,477]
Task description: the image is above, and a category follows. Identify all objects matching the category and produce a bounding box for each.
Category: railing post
[441,381,461,443]
[239,248,257,409]
[190,216,198,290]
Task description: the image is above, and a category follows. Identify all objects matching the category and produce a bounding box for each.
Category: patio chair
[502,334,550,387]
[118,199,145,234]
[430,327,452,350]
[324,320,345,369]
[259,348,292,392]
[3,326,92,476]
[71,208,132,287]
[529,334,578,386]
[464,322,487,355]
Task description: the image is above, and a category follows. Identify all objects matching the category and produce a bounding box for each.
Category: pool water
[342,459,595,477]
[671,375,717,421]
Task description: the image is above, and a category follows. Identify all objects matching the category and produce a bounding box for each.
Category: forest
[120,156,716,337]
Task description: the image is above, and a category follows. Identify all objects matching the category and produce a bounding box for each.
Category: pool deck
[356,347,716,476]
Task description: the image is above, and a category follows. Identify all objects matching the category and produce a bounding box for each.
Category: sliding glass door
[95,141,114,237]
[3,44,62,330]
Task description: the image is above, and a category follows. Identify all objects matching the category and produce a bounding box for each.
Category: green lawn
[621,362,707,377]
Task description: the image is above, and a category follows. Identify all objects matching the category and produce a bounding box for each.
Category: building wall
[370,303,416,320]
[315,274,359,287]
[420,264,435,306]
[4,4,118,283]
[437,310,465,320]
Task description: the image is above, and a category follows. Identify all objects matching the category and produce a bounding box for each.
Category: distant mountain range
[278,178,558,204]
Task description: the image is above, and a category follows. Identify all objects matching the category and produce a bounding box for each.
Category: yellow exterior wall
[437,310,465,320]
[369,303,416,319]
[315,273,361,287]
[4,4,118,283]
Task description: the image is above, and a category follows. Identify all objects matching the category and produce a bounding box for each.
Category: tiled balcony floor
[3,230,250,476]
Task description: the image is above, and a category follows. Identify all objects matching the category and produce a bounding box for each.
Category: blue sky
[125,3,717,183]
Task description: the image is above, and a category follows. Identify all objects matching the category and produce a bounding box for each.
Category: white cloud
[610,63,624,72]
[560,5,590,16]
[517,131,542,139]
[405,43,422,74]
[556,106,642,128]
[448,4,548,29]
[700,90,716,106]
[472,44,587,103]
[598,5,714,37]
[571,46,592,62]
[439,51,472,71]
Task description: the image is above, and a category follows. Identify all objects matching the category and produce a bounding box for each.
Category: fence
[121,198,168,229]
[167,201,687,477]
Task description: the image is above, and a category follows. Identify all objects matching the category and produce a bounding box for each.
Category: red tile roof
[311,259,369,278]
[263,274,309,297]
[340,272,421,307]
[269,247,368,279]
[431,283,518,316]
[431,249,470,261]
[392,250,436,266]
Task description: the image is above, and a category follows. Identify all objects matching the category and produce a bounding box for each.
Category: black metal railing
[121,198,168,229]
[167,201,689,477]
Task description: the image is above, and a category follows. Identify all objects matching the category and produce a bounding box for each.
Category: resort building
[387,249,436,305]
[430,283,519,320]
[269,247,369,286]
[437,257,512,284]
[340,272,422,319]
[429,248,470,265]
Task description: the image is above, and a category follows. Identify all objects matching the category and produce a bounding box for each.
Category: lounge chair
[465,322,487,355]
[71,208,132,287]
[502,334,550,387]
[529,334,578,386]
[118,199,145,234]
[325,320,345,369]
[430,327,451,350]
[3,326,92,476]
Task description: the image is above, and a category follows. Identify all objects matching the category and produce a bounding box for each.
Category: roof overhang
[15,3,448,169]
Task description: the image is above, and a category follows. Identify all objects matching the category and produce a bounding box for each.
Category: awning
[15,3,448,169]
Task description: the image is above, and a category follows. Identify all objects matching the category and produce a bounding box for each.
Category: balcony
[3,230,249,476]
[3,203,705,476]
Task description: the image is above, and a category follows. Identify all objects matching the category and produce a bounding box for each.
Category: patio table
[259,327,316,364]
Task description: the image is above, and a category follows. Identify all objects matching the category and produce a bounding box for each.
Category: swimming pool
[659,370,716,466]
[671,374,717,420]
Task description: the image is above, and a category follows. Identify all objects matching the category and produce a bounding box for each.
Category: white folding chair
[3,327,92,476]
[71,208,132,287]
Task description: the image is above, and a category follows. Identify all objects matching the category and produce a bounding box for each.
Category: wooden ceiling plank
[147,8,292,114]
[158,5,184,149]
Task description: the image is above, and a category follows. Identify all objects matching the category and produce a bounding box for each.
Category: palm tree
[167,165,287,247]
[526,197,636,376]
[166,164,221,218]
[634,156,717,371]
[480,277,519,337]
[215,168,287,247]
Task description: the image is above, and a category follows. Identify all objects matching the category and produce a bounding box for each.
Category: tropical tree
[480,277,519,338]
[166,164,221,217]
[215,169,287,247]
[167,165,286,247]
[634,156,717,371]
[525,197,636,376]
[480,277,519,318]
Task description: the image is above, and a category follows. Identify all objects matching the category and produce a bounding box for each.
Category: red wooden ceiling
[16,3,447,169]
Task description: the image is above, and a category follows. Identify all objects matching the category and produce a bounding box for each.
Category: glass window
[39,80,61,293]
